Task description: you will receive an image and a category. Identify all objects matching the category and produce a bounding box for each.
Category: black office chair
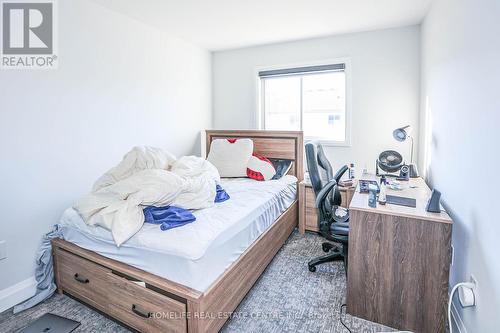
[305,142,350,274]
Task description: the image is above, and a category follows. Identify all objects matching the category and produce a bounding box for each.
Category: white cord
[448,282,475,333]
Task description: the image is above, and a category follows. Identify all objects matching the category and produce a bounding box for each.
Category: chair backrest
[305,142,333,197]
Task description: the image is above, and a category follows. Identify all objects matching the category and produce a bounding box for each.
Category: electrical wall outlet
[459,274,479,308]
[0,240,6,260]
[458,285,475,307]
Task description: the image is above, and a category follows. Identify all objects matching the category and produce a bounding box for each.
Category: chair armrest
[315,179,337,208]
[333,165,349,183]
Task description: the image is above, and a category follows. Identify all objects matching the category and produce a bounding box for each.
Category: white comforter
[74,146,220,246]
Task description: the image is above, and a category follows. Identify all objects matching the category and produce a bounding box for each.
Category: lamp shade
[393,125,411,142]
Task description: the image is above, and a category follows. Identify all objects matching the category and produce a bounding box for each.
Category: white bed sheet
[59,175,297,292]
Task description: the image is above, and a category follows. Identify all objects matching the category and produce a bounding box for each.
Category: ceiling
[90,0,433,51]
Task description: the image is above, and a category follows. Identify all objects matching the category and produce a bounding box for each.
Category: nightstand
[298,180,356,234]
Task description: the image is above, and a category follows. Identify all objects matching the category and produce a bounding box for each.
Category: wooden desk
[298,180,356,234]
[346,175,452,333]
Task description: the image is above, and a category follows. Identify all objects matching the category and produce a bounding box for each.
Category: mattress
[59,175,297,292]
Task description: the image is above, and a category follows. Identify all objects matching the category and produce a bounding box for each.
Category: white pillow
[207,138,253,177]
[247,154,276,181]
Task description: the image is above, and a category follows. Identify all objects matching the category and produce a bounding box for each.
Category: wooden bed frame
[52,130,303,333]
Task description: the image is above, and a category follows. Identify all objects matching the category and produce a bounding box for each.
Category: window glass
[261,66,347,143]
[263,76,301,131]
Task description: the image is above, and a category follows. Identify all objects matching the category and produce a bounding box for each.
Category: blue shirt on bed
[215,184,230,203]
[144,185,229,231]
[143,206,196,231]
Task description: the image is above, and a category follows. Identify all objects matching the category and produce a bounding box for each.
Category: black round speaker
[377,150,403,173]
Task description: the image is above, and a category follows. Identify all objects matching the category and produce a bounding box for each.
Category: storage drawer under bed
[107,272,187,333]
[56,248,187,333]
[57,248,112,310]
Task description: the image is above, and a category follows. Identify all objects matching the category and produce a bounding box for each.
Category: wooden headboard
[205,130,304,182]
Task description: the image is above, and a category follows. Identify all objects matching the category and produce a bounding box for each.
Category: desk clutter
[358,174,442,211]
[359,179,379,193]
[359,176,420,208]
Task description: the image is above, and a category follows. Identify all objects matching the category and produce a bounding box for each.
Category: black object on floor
[19,313,80,333]
[386,195,417,207]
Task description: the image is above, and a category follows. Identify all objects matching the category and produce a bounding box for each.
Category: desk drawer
[107,273,187,333]
[58,249,111,311]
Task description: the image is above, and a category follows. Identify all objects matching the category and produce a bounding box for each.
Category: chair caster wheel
[308,265,317,272]
[322,243,333,253]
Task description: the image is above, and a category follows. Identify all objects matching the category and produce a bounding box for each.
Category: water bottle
[349,163,355,180]
[378,176,387,205]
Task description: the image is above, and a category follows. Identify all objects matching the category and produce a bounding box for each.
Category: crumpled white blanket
[74,146,220,246]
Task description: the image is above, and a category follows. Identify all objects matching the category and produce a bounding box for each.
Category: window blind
[258,63,345,78]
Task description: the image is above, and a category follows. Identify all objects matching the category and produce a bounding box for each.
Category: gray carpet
[0,231,395,333]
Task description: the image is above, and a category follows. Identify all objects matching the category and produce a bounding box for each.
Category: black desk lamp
[393,125,419,178]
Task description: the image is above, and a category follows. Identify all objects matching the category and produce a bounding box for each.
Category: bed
[52,130,303,333]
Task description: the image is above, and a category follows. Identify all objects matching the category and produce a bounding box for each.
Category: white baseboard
[450,299,468,333]
[0,276,37,313]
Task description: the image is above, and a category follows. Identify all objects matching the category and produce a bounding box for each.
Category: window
[259,63,349,144]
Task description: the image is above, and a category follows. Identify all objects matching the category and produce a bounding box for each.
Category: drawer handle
[132,304,151,318]
[73,273,89,284]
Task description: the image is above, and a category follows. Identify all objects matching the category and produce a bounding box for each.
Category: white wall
[0,0,211,305]
[420,0,500,331]
[212,26,420,173]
